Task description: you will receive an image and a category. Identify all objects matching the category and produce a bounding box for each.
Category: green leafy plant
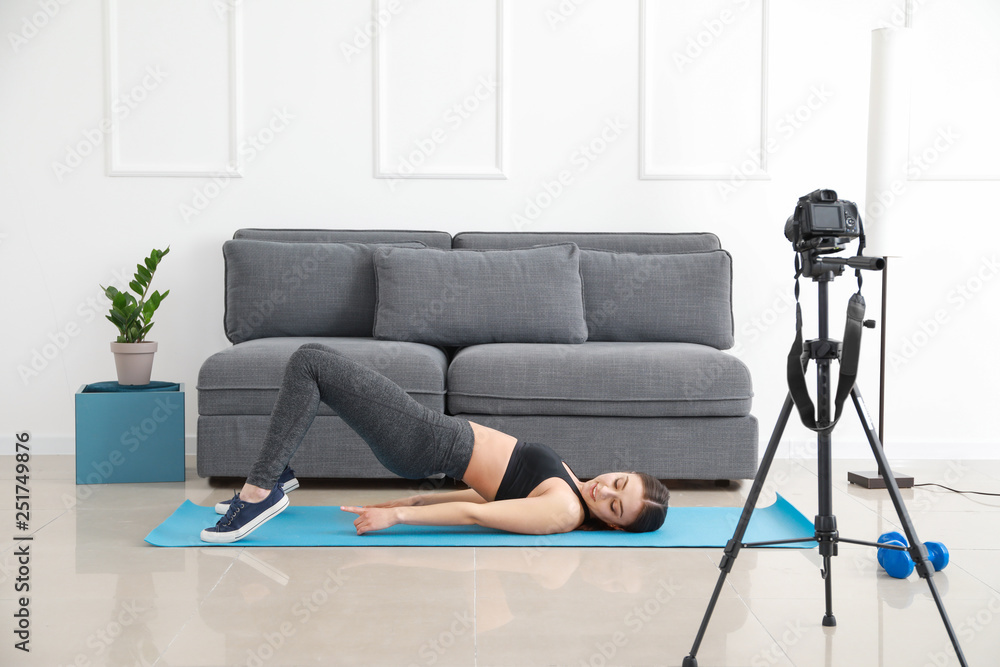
[101,247,170,343]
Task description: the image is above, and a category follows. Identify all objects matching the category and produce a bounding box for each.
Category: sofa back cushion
[373,244,588,346]
[223,240,424,344]
[580,249,734,348]
[452,231,721,253]
[234,228,452,249]
[454,232,733,349]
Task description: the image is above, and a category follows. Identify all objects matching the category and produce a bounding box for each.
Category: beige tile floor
[1,455,998,666]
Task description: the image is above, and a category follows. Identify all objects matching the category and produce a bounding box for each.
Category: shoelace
[219,492,246,527]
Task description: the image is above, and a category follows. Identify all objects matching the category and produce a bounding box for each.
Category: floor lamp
[848,27,914,489]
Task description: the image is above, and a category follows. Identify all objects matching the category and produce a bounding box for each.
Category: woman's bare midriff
[462,421,518,501]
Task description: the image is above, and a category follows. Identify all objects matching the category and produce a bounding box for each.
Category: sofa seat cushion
[198,337,447,416]
[447,342,752,418]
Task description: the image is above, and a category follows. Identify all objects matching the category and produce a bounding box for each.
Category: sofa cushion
[223,240,425,344]
[197,337,447,416]
[582,249,734,348]
[372,244,589,346]
[446,342,752,418]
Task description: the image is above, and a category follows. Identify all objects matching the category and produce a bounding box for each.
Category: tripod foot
[822,613,837,627]
[682,656,698,667]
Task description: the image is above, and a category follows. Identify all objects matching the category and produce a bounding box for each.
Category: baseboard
[772,438,1000,461]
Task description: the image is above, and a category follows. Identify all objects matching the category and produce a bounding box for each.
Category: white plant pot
[110,341,158,385]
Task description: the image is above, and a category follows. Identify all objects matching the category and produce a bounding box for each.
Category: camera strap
[786,258,867,435]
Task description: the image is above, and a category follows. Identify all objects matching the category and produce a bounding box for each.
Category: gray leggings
[246,343,475,489]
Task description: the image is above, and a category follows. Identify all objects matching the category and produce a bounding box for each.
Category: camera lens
[784,216,798,243]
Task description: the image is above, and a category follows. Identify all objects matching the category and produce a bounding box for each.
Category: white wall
[2,0,998,460]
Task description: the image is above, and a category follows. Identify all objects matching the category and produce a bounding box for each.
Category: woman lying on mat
[201,343,670,543]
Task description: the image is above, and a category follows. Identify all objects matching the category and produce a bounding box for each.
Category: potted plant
[101,247,170,385]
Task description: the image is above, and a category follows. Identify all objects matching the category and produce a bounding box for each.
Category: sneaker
[215,466,299,514]
[200,485,289,544]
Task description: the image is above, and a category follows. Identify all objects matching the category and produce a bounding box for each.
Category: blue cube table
[75,382,185,484]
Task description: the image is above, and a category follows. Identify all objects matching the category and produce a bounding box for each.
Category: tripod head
[798,248,885,280]
[786,189,886,435]
[785,188,884,281]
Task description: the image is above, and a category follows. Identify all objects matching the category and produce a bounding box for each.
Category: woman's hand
[340,506,400,535]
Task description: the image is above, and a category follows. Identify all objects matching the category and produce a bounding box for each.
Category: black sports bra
[494,441,590,521]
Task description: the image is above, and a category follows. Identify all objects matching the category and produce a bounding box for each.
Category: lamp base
[847,470,914,489]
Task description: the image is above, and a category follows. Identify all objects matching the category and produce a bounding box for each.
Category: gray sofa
[196,229,758,481]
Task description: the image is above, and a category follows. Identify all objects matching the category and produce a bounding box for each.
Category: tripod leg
[682,394,795,667]
[851,386,969,667]
[816,426,839,628]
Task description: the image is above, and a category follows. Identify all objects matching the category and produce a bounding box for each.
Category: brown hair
[579,472,670,533]
[622,472,670,533]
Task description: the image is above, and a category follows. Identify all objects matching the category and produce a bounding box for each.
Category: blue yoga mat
[145,494,815,548]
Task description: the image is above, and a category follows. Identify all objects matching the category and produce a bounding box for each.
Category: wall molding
[638,0,770,180]
[104,0,244,177]
[373,0,506,180]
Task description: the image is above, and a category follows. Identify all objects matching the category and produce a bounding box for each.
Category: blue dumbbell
[878,531,907,545]
[876,532,950,576]
[925,541,950,572]
[876,532,908,570]
[878,539,914,579]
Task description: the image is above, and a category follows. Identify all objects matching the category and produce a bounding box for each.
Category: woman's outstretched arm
[365,488,487,508]
[341,493,581,536]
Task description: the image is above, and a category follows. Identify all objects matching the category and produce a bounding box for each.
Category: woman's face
[583,472,644,529]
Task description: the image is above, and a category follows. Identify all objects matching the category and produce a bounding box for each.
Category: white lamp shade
[864,28,913,258]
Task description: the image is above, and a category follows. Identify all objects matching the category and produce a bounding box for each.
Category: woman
[201,343,670,543]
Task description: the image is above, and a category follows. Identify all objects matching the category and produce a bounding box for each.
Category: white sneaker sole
[200,494,290,544]
[215,478,299,514]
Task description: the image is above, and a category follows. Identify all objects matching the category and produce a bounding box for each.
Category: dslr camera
[784,189,862,253]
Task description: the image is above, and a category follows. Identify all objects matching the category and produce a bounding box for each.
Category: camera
[784,189,862,252]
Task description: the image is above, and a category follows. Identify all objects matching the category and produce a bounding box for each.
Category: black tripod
[681,258,968,667]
